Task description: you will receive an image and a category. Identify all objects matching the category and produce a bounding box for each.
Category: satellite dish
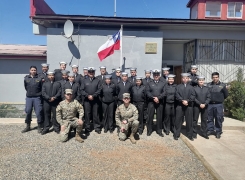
[64,20,74,38]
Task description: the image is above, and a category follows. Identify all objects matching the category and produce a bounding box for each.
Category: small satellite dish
[64,20,74,38]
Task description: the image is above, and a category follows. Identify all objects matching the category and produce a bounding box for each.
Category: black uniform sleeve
[80,82,88,97]
[157,84,165,100]
[146,84,154,99]
[92,80,102,98]
[54,83,61,99]
[175,86,183,102]
[42,83,50,100]
[205,89,211,105]
[222,86,229,99]
[24,78,27,91]
[187,86,196,102]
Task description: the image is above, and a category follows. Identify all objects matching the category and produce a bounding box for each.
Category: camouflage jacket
[56,99,84,124]
[115,103,138,127]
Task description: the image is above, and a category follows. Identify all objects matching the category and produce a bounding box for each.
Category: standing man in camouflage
[115,93,139,144]
[56,89,84,143]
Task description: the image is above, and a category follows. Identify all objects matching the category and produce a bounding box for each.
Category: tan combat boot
[129,133,136,144]
[75,132,84,143]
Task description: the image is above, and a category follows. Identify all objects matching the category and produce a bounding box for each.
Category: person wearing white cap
[82,67,89,79]
[193,76,211,139]
[128,68,137,85]
[54,62,67,81]
[100,75,117,134]
[96,66,108,83]
[146,69,165,137]
[131,76,146,135]
[112,68,122,84]
[163,74,177,136]
[160,67,170,83]
[80,67,102,134]
[41,71,61,135]
[38,63,49,82]
[116,72,133,106]
[62,73,81,102]
[174,73,195,141]
[142,70,153,86]
[71,65,83,85]
[189,65,199,86]
[57,70,70,96]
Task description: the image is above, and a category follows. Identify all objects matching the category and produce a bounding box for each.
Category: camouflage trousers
[59,118,83,142]
[118,120,139,141]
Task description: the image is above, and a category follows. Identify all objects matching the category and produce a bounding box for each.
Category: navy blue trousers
[25,97,42,124]
[207,104,224,133]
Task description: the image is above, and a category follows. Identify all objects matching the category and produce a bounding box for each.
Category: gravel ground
[0,125,214,180]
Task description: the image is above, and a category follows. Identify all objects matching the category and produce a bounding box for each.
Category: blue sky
[0,0,190,45]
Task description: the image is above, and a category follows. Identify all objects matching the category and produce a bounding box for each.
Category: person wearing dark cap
[160,67,170,83]
[112,68,122,85]
[189,65,199,86]
[174,73,195,141]
[116,72,133,106]
[38,63,49,82]
[62,73,81,102]
[100,75,117,133]
[22,66,43,133]
[58,70,69,96]
[207,72,228,139]
[146,69,165,137]
[131,76,146,135]
[71,65,83,85]
[41,71,61,135]
[54,62,69,82]
[193,76,211,139]
[128,68,137,85]
[163,74,177,135]
[80,67,102,134]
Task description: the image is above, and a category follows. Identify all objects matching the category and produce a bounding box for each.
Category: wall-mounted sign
[145,43,157,54]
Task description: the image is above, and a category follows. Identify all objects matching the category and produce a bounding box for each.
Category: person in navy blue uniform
[128,68,137,85]
[189,65,199,87]
[62,73,81,102]
[207,72,228,139]
[58,70,69,97]
[193,76,211,139]
[80,67,102,134]
[163,74,177,135]
[100,75,117,133]
[131,76,146,135]
[116,72,133,106]
[41,71,61,135]
[82,67,89,80]
[38,63,49,82]
[112,68,122,85]
[146,69,165,137]
[54,62,69,82]
[22,66,43,133]
[71,65,83,85]
[159,67,170,83]
[174,73,195,141]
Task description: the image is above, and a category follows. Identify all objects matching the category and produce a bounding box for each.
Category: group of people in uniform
[22,62,228,144]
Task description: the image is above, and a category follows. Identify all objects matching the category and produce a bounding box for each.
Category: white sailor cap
[47,71,54,75]
[168,74,176,78]
[197,76,205,80]
[68,73,75,77]
[115,68,121,72]
[71,65,79,68]
[121,72,128,76]
[41,63,49,67]
[61,70,70,74]
[99,66,106,69]
[191,65,198,69]
[59,61,67,65]
[136,76,143,80]
[152,69,161,74]
[162,67,170,71]
[87,67,96,71]
[83,67,88,70]
[181,73,191,77]
[104,75,112,79]
[130,68,137,71]
[145,70,152,73]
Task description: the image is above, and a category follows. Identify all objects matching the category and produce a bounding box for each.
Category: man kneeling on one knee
[56,89,84,143]
[115,93,139,144]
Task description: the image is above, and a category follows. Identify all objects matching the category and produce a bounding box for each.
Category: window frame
[205,1,222,18]
[227,2,243,19]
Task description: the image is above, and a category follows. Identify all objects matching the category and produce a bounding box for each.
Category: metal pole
[120,25,123,70]
[114,0,117,17]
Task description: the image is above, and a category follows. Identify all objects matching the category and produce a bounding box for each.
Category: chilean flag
[97,30,120,61]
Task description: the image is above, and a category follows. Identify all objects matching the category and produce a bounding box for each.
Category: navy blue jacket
[24,74,43,97]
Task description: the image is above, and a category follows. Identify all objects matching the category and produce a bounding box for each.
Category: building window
[205,1,221,17]
[213,41,236,61]
[228,2,243,18]
[191,3,198,19]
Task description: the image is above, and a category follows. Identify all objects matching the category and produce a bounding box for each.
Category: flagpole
[120,25,123,70]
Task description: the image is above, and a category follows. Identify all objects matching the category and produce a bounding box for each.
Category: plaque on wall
[145,43,157,54]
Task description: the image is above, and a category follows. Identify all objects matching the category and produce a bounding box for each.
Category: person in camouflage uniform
[115,93,139,144]
[56,89,84,143]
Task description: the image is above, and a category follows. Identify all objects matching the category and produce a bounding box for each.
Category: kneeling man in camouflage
[56,89,84,143]
[115,93,139,144]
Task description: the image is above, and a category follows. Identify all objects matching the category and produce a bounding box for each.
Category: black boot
[21,123,31,133]
[37,124,42,133]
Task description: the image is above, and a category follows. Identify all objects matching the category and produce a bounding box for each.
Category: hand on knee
[60,125,66,132]
[78,119,83,126]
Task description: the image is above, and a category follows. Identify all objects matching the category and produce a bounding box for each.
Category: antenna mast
[114,0,117,17]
